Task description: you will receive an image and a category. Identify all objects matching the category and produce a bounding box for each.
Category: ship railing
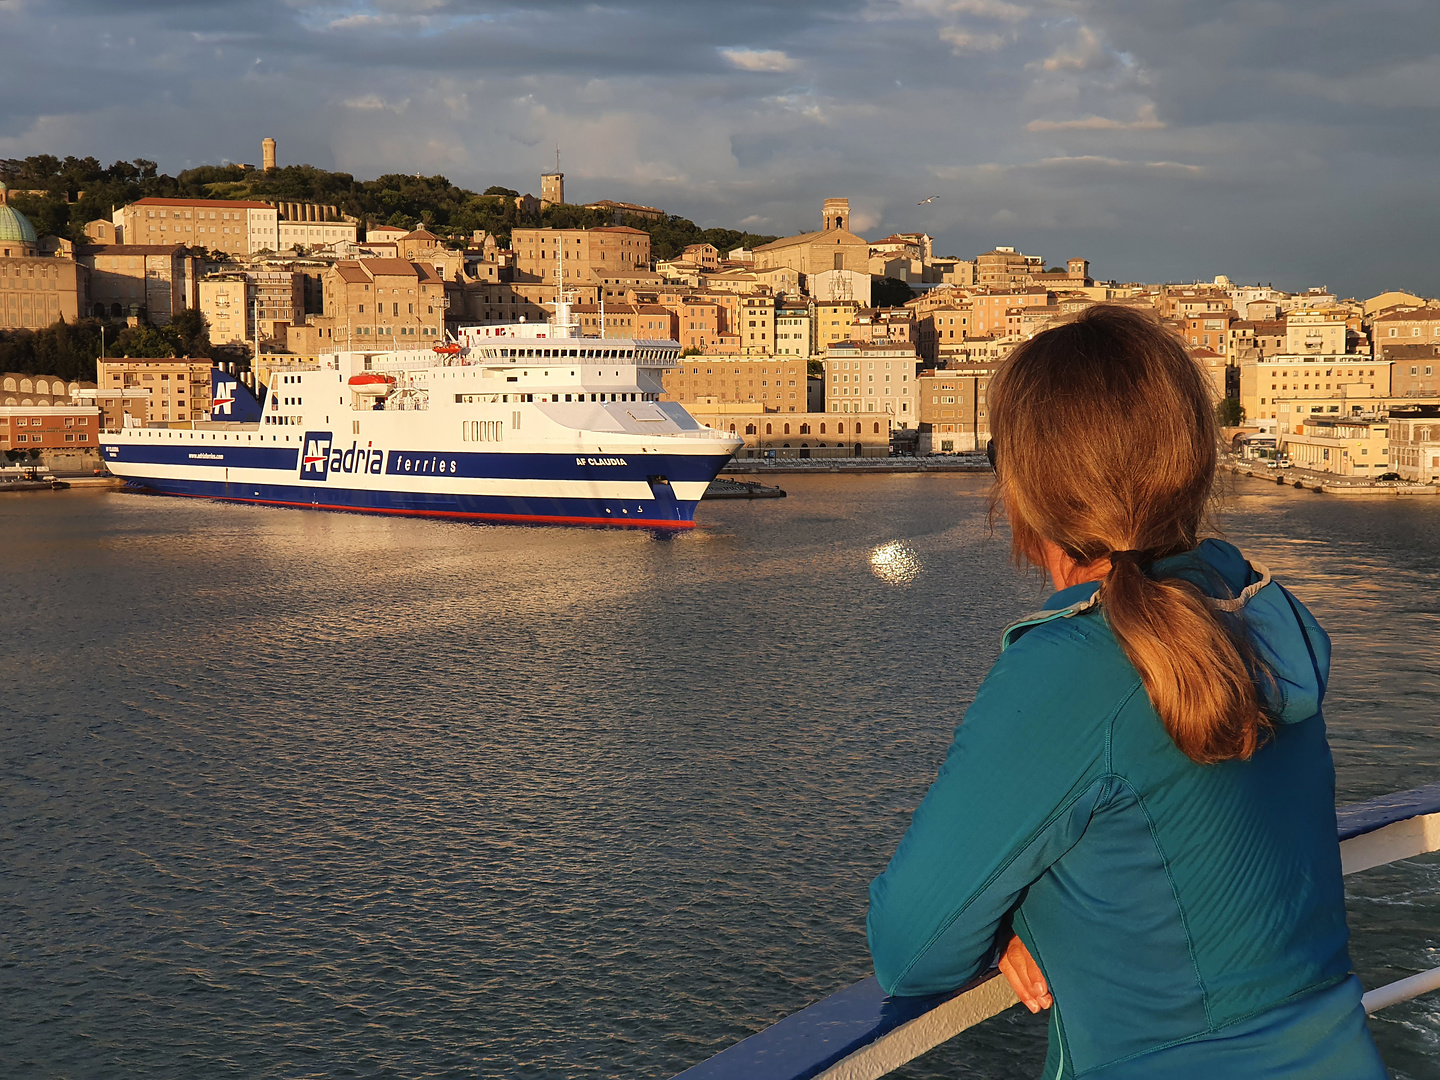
[671,780,1440,1080]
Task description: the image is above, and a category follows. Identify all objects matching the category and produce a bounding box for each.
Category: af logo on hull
[301,432,333,480]
[301,432,387,481]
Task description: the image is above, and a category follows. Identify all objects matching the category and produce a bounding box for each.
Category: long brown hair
[989,305,1268,763]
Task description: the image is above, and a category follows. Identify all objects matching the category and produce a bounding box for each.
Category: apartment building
[1243,355,1392,424]
[815,300,861,349]
[969,287,1053,338]
[116,198,279,256]
[1387,405,1440,482]
[96,358,213,425]
[916,301,972,363]
[975,247,1043,290]
[510,226,651,284]
[661,355,807,411]
[568,303,677,340]
[823,342,919,427]
[739,294,776,355]
[199,270,305,347]
[850,308,916,345]
[1286,311,1348,355]
[918,362,998,453]
[1383,344,1440,396]
[775,299,812,358]
[1375,305,1440,347]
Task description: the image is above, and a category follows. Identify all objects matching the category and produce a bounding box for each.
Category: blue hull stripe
[121,477,704,527]
[103,442,724,483]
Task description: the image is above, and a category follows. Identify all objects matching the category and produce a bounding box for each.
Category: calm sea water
[1,475,1437,1080]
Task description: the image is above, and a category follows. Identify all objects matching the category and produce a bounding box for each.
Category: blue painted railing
[673,780,1440,1080]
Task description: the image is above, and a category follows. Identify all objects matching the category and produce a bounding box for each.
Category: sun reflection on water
[869,540,921,585]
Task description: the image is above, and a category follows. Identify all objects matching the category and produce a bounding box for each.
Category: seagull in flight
[918,195,938,205]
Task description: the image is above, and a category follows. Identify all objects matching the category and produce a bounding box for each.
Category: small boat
[432,343,462,356]
[347,373,397,396]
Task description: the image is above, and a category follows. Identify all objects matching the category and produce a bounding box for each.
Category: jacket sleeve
[866,622,1129,996]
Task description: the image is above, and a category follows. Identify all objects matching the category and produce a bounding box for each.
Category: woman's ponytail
[988,305,1276,765]
[1102,554,1270,763]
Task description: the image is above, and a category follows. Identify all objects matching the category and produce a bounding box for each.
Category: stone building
[752,199,869,283]
[0,184,83,330]
[287,259,447,354]
[510,226,651,284]
[115,198,279,255]
[0,372,84,406]
[686,401,891,459]
[918,361,999,453]
[199,270,305,347]
[823,341,919,428]
[661,354,808,411]
[74,244,199,323]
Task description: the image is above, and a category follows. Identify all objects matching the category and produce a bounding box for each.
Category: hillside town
[3,140,1438,481]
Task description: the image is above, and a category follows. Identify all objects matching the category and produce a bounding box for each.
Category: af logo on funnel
[301,432,333,480]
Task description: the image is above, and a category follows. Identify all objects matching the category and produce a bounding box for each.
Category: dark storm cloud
[3,0,1440,296]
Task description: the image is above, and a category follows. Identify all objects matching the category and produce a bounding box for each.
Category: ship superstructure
[100,304,742,528]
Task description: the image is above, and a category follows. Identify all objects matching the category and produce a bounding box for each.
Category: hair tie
[1109,549,1152,569]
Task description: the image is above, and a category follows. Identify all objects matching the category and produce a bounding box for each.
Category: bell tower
[822,197,850,233]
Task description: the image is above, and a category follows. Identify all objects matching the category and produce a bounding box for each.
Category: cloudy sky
[3,0,1439,298]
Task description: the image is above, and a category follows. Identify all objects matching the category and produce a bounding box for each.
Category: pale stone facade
[511,226,651,285]
[687,402,890,458]
[116,198,279,255]
[823,342,919,428]
[1386,406,1440,482]
[661,355,807,411]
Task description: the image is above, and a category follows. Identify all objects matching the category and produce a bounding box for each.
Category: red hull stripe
[133,487,697,529]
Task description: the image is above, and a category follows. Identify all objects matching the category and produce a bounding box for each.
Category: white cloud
[939,26,1006,54]
[1039,26,1112,72]
[1027,103,1164,131]
[717,47,799,73]
[341,93,409,112]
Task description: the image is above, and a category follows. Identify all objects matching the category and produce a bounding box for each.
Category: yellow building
[97,358,213,425]
[1281,417,1389,476]
[686,402,890,458]
[661,355,807,411]
[1244,355,1391,422]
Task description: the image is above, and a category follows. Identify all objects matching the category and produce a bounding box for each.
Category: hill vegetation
[0,155,778,259]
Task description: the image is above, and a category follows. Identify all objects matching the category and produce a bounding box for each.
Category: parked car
[1377,472,1402,481]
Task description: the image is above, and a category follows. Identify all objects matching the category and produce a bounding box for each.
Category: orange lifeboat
[433,343,462,355]
[348,373,396,396]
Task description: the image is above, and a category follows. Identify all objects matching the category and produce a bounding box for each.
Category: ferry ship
[99,301,743,528]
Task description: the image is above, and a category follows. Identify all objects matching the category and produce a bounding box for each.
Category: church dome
[0,182,39,244]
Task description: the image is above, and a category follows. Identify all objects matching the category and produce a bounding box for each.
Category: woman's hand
[999,934,1052,1013]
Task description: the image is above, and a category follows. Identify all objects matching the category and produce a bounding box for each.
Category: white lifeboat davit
[348,373,396,396]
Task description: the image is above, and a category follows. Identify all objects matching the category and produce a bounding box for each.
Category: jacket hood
[1004,538,1330,724]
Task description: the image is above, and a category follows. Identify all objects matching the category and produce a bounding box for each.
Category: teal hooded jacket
[866,540,1386,1078]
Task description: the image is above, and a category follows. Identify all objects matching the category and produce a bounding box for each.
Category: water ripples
[0,477,1436,1079]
